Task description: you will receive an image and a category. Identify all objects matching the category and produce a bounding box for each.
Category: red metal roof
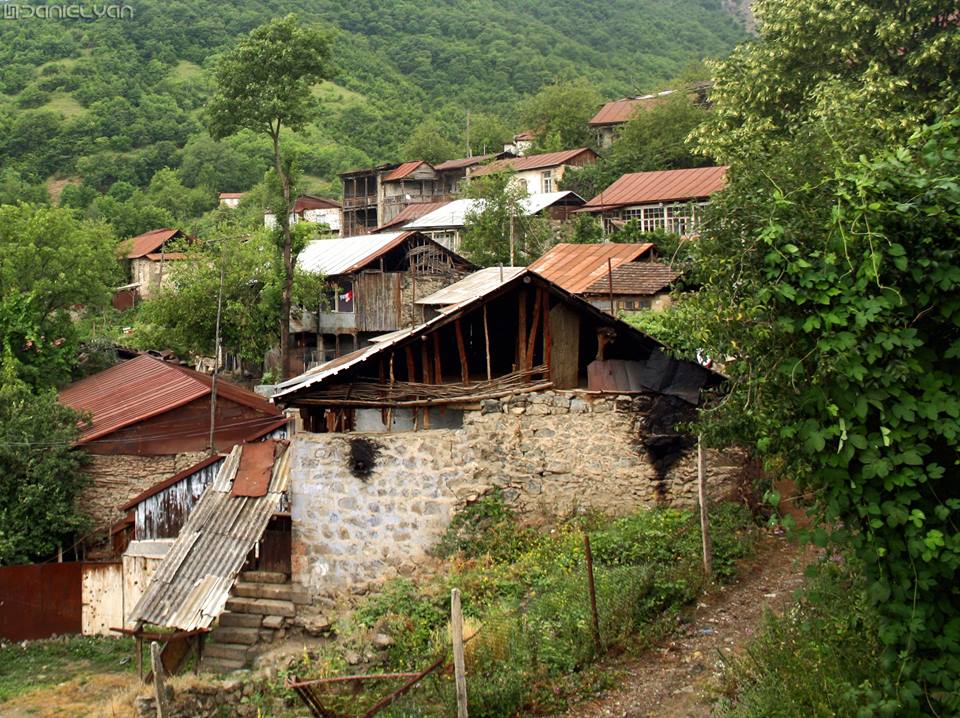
[528,242,654,294]
[382,161,429,182]
[582,262,679,296]
[218,192,244,199]
[293,195,340,212]
[373,201,450,232]
[124,228,186,259]
[470,148,598,177]
[589,94,671,126]
[514,131,536,141]
[59,355,280,445]
[583,166,728,210]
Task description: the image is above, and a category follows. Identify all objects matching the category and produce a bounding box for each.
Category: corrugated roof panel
[469,148,597,177]
[373,201,450,232]
[528,243,655,294]
[582,262,679,296]
[584,167,728,209]
[124,228,183,259]
[416,266,525,305]
[382,161,428,182]
[297,232,409,276]
[588,92,674,126]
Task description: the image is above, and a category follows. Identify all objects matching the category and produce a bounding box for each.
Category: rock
[372,633,394,649]
[480,399,500,415]
[344,649,362,666]
[301,614,333,636]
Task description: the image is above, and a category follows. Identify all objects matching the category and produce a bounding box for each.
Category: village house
[121,228,194,301]
[581,165,728,236]
[588,84,711,147]
[264,194,341,234]
[290,231,473,368]
[530,242,676,313]
[218,192,244,208]
[502,130,536,156]
[466,147,599,194]
[339,152,514,236]
[58,354,288,546]
[392,191,585,252]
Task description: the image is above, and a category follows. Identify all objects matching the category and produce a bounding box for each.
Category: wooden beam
[542,293,551,380]
[517,289,527,370]
[455,319,469,385]
[405,345,416,383]
[433,332,442,383]
[483,304,492,381]
[421,339,432,384]
[525,288,543,370]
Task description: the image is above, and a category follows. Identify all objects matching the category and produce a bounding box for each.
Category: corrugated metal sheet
[58,355,281,445]
[404,192,583,231]
[588,91,674,126]
[528,243,655,294]
[126,443,291,631]
[582,262,679,296]
[382,161,428,182]
[373,201,450,232]
[433,154,495,171]
[416,266,525,306]
[583,166,729,210]
[297,232,411,276]
[469,148,598,177]
[293,194,340,211]
[123,228,184,259]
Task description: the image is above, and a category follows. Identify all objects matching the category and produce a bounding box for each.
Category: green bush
[431,491,537,563]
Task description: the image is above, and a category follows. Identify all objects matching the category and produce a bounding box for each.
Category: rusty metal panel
[582,166,728,210]
[582,262,679,296]
[232,440,277,497]
[0,563,82,640]
[81,562,123,636]
[529,243,654,294]
[135,458,224,540]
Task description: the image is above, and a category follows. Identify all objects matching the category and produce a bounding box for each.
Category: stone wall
[81,452,208,530]
[289,390,748,597]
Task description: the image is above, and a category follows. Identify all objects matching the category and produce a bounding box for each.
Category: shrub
[431,491,537,563]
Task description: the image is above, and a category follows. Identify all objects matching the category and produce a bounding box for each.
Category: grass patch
[170,60,204,82]
[293,494,756,716]
[715,561,886,718]
[39,91,86,118]
[311,80,368,109]
[0,635,136,702]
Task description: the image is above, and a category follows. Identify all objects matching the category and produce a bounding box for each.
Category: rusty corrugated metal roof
[373,201,450,232]
[382,161,429,182]
[126,442,291,630]
[528,243,655,294]
[123,228,186,259]
[58,355,280,444]
[582,262,679,296]
[469,148,597,177]
[416,266,526,306]
[589,91,675,126]
[293,194,340,212]
[218,192,244,199]
[584,166,728,210]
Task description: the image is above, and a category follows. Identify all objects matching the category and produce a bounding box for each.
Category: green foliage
[401,118,460,164]
[0,168,49,206]
[0,372,90,565]
[717,562,886,718]
[661,2,960,710]
[521,79,602,153]
[432,491,536,562]
[460,172,551,267]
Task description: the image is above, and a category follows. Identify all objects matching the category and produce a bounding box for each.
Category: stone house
[218,192,244,208]
[466,147,599,195]
[121,228,194,301]
[264,194,341,235]
[58,354,288,542]
[529,242,676,314]
[270,268,745,596]
[292,230,474,368]
[581,165,728,236]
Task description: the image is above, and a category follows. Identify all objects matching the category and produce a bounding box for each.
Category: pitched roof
[297,232,413,276]
[433,154,496,171]
[528,242,655,294]
[59,355,280,445]
[404,192,584,231]
[582,262,679,296]
[218,192,244,200]
[373,201,450,232]
[293,195,340,212]
[469,148,597,177]
[124,228,186,259]
[416,266,526,306]
[584,166,728,210]
[588,91,675,126]
[382,160,429,182]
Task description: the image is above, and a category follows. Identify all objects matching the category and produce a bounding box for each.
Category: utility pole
[208,247,226,456]
[698,435,713,575]
[509,211,515,266]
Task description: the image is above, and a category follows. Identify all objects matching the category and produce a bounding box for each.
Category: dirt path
[558,531,813,718]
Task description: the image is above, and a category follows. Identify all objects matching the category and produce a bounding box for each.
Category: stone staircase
[203,570,303,674]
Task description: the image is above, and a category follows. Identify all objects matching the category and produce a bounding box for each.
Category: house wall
[80,452,208,531]
[130,257,180,300]
[81,562,123,636]
[586,292,673,314]
[289,390,747,596]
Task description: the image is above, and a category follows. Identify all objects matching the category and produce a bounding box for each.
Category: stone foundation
[290,390,750,596]
[81,452,208,529]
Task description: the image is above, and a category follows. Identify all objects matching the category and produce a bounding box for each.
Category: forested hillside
[0,0,746,202]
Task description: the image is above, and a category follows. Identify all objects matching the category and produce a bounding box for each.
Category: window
[541,170,553,193]
[335,280,354,313]
[620,203,707,235]
[517,178,528,192]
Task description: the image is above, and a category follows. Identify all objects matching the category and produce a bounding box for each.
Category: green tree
[520,79,601,153]
[650,2,960,711]
[465,113,512,157]
[401,118,458,163]
[461,172,551,267]
[208,14,333,378]
[0,368,90,565]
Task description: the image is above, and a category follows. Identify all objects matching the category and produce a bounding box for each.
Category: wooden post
[151,641,170,718]
[698,436,713,575]
[482,304,492,381]
[455,319,469,385]
[583,533,602,656]
[607,257,615,315]
[542,294,551,380]
[517,289,527,370]
[525,288,542,370]
[136,635,143,682]
[433,332,443,383]
[451,589,469,718]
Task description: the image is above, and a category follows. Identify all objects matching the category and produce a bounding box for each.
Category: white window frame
[541,170,553,193]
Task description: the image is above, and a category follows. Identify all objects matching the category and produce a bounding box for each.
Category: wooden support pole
[482,304,492,381]
[698,436,713,576]
[455,319,469,385]
[607,257,615,315]
[525,288,543,370]
[517,289,527,370]
[405,346,416,383]
[451,589,469,718]
[136,635,143,682]
[151,641,170,718]
[433,332,442,383]
[386,352,395,431]
[421,339,432,384]
[583,533,602,656]
[542,294,551,380]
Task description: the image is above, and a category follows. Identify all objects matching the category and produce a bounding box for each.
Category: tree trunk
[272,125,294,379]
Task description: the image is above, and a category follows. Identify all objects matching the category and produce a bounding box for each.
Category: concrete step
[225,596,296,618]
[212,626,260,645]
[203,656,246,674]
[218,611,262,629]
[233,581,294,601]
[239,570,287,584]
[204,642,250,662]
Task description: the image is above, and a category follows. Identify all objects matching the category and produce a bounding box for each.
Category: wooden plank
[517,289,527,370]
[433,332,442,383]
[451,589,469,718]
[151,641,170,718]
[525,288,542,371]
[455,319,469,385]
[548,303,579,389]
[405,346,416,384]
[542,293,551,380]
[421,339,432,384]
[483,304,492,381]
